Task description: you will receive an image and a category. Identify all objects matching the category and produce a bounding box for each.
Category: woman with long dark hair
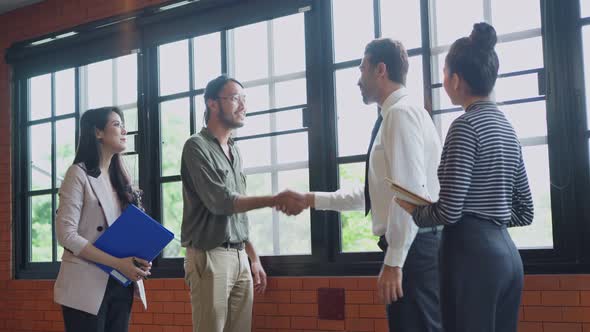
[54,106,151,332]
[396,23,534,332]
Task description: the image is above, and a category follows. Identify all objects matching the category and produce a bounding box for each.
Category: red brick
[522,291,542,305]
[346,291,374,304]
[358,304,386,319]
[318,319,346,330]
[290,290,316,303]
[329,278,358,290]
[253,303,278,315]
[523,307,562,322]
[563,307,590,322]
[542,291,580,306]
[346,318,374,331]
[544,322,583,332]
[584,323,590,332]
[161,302,186,314]
[562,276,590,290]
[153,313,175,325]
[302,277,331,290]
[374,319,389,332]
[277,303,317,317]
[255,290,290,303]
[582,292,590,306]
[291,316,317,329]
[275,277,303,290]
[518,322,543,332]
[266,316,290,329]
[525,275,561,290]
[164,279,186,290]
[131,312,153,324]
[357,277,377,290]
[173,313,192,326]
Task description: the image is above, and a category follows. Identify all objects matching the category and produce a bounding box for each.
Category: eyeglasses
[217,94,247,104]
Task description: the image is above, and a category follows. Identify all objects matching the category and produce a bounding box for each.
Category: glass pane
[432,86,454,111]
[332,0,374,63]
[237,113,270,138]
[55,119,75,188]
[407,55,425,107]
[160,98,190,176]
[501,101,547,138]
[493,74,540,102]
[380,0,421,50]
[275,79,307,109]
[432,0,483,46]
[492,0,540,35]
[245,173,273,255]
[86,59,113,109]
[123,108,138,133]
[273,13,306,75]
[238,110,305,138]
[431,51,447,84]
[194,32,222,90]
[582,26,590,130]
[162,182,184,257]
[239,137,271,169]
[339,162,379,252]
[55,69,75,116]
[159,40,189,96]
[244,84,269,112]
[233,22,268,82]
[116,54,137,106]
[122,154,139,186]
[583,0,590,18]
[193,95,205,130]
[55,194,63,261]
[30,123,52,190]
[29,74,51,120]
[433,111,462,143]
[31,195,52,262]
[276,109,304,132]
[335,67,375,157]
[278,168,311,255]
[508,145,553,249]
[277,132,308,164]
[496,37,544,74]
[123,134,136,154]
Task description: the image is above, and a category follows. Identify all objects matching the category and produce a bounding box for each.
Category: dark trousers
[381,230,443,332]
[440,214,523,332]
[62,277,134,332]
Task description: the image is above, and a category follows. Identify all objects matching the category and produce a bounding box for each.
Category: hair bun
[469,22,497,51]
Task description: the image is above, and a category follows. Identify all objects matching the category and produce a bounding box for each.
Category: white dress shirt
[314,88,442,267]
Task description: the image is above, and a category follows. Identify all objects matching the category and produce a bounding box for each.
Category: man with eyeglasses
[180,75,306,332]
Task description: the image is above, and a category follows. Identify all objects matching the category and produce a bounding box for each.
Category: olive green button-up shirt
[180,127,248,250]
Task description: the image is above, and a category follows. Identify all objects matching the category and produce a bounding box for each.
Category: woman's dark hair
[203,75,244,124]
[445,22,499,96]
[73,106,141,208]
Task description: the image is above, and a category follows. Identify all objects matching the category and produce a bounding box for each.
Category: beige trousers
[184,246,253,332]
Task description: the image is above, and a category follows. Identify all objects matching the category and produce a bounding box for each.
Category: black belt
[219,242,245,250]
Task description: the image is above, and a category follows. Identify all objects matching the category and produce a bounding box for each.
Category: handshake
[272,190,314,216]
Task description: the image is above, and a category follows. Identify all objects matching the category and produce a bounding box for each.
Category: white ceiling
[0,0,43,15]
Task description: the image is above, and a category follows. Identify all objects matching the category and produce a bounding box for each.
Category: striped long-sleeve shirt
[412,100,534,227]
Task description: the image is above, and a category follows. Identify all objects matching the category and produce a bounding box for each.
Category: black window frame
[7,0,590,279]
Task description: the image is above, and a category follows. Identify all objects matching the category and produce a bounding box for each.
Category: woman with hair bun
[395,23,534,332]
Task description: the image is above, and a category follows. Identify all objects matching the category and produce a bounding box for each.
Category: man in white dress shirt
[305,38,443,331]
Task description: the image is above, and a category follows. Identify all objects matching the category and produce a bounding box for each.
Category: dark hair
[364,38,409,85]
[73,107,141,208]
[203,75,244,124]
[446,22,499,96]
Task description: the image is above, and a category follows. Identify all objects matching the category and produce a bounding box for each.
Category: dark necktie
[364,114,383,216]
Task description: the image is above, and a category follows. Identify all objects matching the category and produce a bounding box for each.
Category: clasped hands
[273,190,313,216]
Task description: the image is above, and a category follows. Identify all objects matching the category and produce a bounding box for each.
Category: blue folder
[93,204,175,286]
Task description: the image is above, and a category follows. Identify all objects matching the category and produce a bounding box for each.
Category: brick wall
[1,1,590,332]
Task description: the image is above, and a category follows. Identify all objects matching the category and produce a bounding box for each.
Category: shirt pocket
[214,167,230,184]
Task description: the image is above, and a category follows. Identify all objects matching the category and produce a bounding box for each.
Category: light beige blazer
[54,163,147,315]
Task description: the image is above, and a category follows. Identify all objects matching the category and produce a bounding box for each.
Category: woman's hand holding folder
[115,257,152,282]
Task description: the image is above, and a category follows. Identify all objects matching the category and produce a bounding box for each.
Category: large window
[20,53,138,271]
[10,0,590,277]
